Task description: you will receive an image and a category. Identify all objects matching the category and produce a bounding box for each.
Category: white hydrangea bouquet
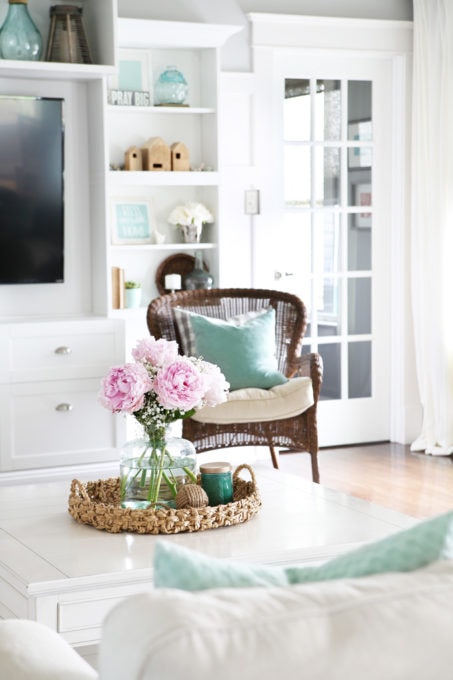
[168,201,214,243]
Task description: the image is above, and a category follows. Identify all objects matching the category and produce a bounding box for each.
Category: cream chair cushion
[192,375,314,424]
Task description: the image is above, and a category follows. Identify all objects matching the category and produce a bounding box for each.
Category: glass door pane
[283,78,373,402]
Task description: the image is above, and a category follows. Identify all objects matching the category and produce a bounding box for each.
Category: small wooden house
[141,137,171,171]
[170,141,190,171]
[124,146,142,171]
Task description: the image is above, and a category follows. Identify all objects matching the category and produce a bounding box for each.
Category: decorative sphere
[175,484,209,509]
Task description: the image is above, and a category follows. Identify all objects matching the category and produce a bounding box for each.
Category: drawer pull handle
[54,346,72,355]
[55,403,73,412]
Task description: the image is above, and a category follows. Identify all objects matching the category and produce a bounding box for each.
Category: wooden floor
[277,442,453,519]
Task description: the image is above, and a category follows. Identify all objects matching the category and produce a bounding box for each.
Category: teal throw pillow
[154,511,453,591]
[173,307,269,357]
[286,510,453,583]
[154,539,289,590]
[188,307,287,390]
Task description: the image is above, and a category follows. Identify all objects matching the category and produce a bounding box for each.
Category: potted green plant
[124,280,142,309]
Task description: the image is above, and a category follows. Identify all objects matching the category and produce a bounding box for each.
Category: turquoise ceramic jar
[200,462,233,506]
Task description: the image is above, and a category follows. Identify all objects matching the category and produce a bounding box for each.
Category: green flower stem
[183,466,198,483]
[162,470,177,498]
[120,474,128,498]
[140,468,147,487]
[148,467,163,503]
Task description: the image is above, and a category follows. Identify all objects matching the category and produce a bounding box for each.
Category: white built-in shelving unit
[0,5,240,472]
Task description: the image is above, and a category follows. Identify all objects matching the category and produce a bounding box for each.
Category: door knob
[274,271,296,280]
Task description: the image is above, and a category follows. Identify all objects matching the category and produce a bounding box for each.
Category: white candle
[165,273,182,291]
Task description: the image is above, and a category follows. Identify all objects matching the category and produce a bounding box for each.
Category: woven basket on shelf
[68,463,261,535]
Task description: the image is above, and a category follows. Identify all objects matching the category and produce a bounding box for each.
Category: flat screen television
[0,95,64,284]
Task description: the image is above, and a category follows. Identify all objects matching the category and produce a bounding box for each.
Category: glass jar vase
[154,65,188,106]
[120,424,197,510]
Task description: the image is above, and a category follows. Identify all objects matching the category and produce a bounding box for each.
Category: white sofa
[1,560,453,680]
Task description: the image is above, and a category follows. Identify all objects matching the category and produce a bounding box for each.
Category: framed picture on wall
[348,120,372,168]
[354,183,372,228]
[111,199,154,244]
[107,49,151,106]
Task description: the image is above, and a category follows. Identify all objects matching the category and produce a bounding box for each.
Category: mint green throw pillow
[153,511,453,591]
[154,540,289,590]
[286,510,453,583]
[188,307,287,390]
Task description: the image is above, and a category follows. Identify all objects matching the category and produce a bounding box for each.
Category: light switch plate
[244,189,260,215]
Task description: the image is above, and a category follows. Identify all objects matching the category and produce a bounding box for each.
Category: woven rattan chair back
[147,288,322,483]
[147,288,306,376]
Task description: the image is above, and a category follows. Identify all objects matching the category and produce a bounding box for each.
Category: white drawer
[11,332,117,372]
[3,379,121,470]
[56,583,154,645]
[1,319,124,382]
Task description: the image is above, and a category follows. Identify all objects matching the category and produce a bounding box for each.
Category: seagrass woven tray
[68,464,261,534]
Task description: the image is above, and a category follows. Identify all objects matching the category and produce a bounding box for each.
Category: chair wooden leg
[269,446,279,469]
[311,451,320,484]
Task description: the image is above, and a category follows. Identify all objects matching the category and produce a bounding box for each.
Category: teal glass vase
[0,0,42,61]
[154,65,188,106]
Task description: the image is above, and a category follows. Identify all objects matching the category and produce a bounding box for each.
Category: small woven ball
[175,484,209,509]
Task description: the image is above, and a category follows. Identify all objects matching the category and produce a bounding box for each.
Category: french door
[253,53,393,446]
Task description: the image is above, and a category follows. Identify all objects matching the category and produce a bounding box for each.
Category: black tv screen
[0,95,64,284]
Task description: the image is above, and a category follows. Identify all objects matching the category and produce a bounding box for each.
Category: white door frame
[247,13,419,445]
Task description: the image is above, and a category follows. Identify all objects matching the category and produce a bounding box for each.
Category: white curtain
[411,0,453,454]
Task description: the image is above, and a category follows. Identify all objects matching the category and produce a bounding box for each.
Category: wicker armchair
[147,288,323,483]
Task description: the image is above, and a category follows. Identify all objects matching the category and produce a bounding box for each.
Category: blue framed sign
[111,200,153,244]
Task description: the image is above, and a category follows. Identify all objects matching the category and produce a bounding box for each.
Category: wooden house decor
[171,142,190,171]
[124,146,143,171]
[141,137,171,171]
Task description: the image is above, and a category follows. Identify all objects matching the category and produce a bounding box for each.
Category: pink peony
[199,360,230,407]
[132,337,178,367]
[154,359,205,411]
[99,363,153,414]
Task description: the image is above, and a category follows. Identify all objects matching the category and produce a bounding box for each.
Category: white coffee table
[0,464,415,649]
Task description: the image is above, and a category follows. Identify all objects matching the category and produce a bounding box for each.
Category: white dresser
[0,317,125,471]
